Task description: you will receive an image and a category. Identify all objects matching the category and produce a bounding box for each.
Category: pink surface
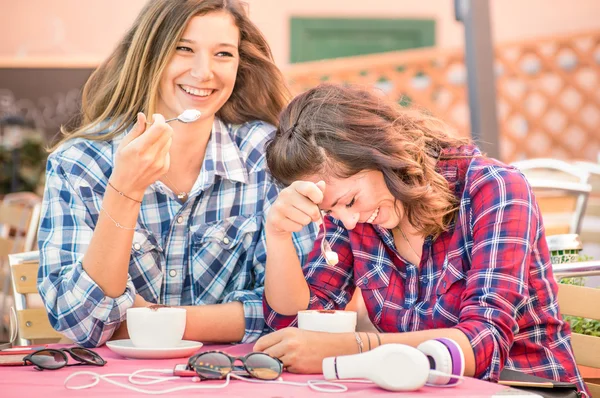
[0,343,515,398]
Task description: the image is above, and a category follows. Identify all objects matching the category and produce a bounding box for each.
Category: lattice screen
[284,31,600,163]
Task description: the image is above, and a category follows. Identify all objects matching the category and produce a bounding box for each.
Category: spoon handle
[146,117,177,125]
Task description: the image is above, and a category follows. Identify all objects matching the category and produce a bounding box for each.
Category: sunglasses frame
[187,350,283,381]
[23,347,106,371]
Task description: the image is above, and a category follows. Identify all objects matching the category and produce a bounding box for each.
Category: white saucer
[106,339,203,359]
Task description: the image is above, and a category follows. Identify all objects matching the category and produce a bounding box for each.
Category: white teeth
[180,85,213,97]
[366,208,379,223]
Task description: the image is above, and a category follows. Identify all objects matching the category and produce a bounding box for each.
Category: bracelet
[108,181,143,204]
[375,333,382,347]
[354,332,363,353]
[100,204,136,230]
[366,333,372,351]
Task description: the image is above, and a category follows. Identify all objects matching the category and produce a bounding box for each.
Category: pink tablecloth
[0,343,524,398]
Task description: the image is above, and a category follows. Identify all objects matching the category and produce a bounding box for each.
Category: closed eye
[346,197,356,208]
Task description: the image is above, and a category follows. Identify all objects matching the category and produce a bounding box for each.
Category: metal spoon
[146,109,202,124]
[319,210,339,266]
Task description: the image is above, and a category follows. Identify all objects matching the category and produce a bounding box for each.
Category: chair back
[512,159,591,235]
[8,251,64,346]
[575,161,600,249]
[0,192,42,341]
[557,283,600,396]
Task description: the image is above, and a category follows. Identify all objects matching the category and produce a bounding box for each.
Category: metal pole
[455,0,500,159]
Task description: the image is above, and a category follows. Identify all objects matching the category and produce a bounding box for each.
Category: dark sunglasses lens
[244,353,282,380]
[30,350,66,370]
[193,352,232,379]
[71,348,104,365]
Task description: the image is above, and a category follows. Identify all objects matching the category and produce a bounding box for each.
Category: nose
[190,54,214,82]
[333,209,360,230]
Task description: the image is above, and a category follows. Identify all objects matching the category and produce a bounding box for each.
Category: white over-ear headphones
[417,337,465,385]
[322,338,465,392]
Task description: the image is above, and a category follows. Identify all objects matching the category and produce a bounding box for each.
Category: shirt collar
[201,118,249,187]
[112,117,249,197]
[435,144,480,198]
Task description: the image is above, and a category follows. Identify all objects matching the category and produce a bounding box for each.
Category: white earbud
[322,344,430,391]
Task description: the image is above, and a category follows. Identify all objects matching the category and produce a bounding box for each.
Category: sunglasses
[187,351,283,381]
[23,347,106,371]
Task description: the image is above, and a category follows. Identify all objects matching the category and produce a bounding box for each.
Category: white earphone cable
[64,368,464,394]
[64,369,360,394]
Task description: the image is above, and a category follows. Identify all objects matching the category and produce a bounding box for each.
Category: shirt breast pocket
[433,256,467,326]
[190,215,261,286]
[130,230,164,286]
[354,256,392,291]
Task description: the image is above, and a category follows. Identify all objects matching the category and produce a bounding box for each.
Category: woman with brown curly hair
[254,83,586,394]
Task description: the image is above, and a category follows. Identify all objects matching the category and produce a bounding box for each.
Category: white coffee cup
[126,307,187,348]
[297,310,357,333]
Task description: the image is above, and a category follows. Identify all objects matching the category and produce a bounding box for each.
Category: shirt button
[223,237,230,245]
[133,243,141,251]
[442,281,447,289]
[169,270,177,278]
[361,278,368,285]
[177,216,184,224]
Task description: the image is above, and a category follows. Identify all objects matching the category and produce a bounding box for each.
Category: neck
[394,220,424,266]
[168,116,213,173]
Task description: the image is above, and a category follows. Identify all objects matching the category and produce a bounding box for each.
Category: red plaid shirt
[264,145,586,394]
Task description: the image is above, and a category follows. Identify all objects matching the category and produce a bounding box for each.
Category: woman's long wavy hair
[266,83,473,237]
[51,0,288,150]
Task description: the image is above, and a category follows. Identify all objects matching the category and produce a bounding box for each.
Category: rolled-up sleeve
[38,156,136,347]
[454,166,535,380]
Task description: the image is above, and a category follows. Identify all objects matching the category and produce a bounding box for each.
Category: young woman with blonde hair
[38,0,316,348]
[255,83,587,395]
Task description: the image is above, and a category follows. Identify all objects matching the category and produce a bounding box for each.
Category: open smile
[178,84,216,99]
[365,207,379,223]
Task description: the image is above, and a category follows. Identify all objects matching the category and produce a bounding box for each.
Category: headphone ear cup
[417,339,453,385]
[436,338,465,382]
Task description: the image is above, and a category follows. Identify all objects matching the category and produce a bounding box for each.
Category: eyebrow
[179,38,238,49]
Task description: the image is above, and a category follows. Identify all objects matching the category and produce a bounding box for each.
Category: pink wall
[0,0,599,67]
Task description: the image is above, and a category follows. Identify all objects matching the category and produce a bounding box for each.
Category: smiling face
[156,11,240,124]
[307,170,404,230]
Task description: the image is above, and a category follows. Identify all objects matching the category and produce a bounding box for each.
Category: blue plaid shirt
[38,118,317,347]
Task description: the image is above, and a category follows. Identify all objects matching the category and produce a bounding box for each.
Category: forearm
[379,328,476,376]
[316,328,475,376]
[264,232,310,315]
[183,302,246,342]
[83,185,141,297]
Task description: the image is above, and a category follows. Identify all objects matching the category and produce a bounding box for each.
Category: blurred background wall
[1,0,599,67]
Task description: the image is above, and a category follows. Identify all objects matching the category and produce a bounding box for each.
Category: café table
[0,342,539,397]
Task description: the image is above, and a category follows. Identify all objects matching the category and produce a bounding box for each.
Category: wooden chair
[0,193,42,341]
[557,283,600,396]
[512,159,591,235]
[8,251,64,346]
